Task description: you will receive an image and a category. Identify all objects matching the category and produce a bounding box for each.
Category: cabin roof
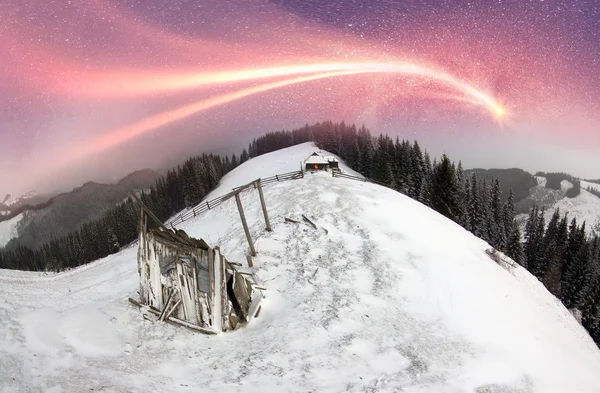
[151,228,210,251]
[305,155,329,165]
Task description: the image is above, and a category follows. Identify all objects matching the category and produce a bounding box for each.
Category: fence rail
[331,168,392,189]
[169,170,304,227]
[169,166,394,228]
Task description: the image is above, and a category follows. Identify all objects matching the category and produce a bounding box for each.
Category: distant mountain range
[1,169,161,248]
[464,168,600,236]
[463,168,538,203]
[0,190,49,215]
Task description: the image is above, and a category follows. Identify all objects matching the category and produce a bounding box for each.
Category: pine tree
[489,178,505,250]
[240,148,249,163]
[455,162,468,228]
[503,189,516,242]
[524,205,546,277]
[429,155,461,222]
[561,218,589,308]
[371,135,393,185]
[505,222,525,266]
[479,178,492,242]
[541,209,568,295]
[420,152,433,206]
[410,141,425,200]
[468,174,484,237]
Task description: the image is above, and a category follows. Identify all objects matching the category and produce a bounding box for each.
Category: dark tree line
[523,207,600,342]
[0,153,240,272]
[586,186,600,199]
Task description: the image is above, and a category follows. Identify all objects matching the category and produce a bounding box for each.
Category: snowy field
[582,180,600,194]
[0,213,22,247]
[518,178,600,236]
[2,144,600,392]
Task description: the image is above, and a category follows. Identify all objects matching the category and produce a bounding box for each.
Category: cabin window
[314,164,318,169]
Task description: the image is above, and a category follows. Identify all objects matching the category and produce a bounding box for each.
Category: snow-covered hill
[517,177,600,236]
[2,143,600,393]
[582,180,600,194]
[0,213,22,247]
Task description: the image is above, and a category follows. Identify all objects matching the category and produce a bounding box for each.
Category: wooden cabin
[326,156,339,169]
[305,152,341,171]
[134,217,265,334]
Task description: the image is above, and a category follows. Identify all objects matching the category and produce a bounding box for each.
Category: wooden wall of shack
[137,220,264,333]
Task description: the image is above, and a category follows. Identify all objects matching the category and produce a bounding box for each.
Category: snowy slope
[2,145,600,393]
[202,141,361,201]
[517,177,600,236]
[582,180,600,194]
[0,213,22,247]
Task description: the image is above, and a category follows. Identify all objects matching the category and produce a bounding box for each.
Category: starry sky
[1,0,599,196]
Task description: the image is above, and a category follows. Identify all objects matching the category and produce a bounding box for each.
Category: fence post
[276,174,279,182]
[256,179,272,232]
[235,193,257,256]
[206,201,210,210]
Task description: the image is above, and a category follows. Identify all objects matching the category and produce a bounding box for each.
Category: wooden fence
[169,170,304,227]
[331,168,394,189]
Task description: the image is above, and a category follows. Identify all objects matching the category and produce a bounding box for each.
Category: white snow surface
[2,144,600,392]
[0,213,22,247]
[519,177,600,236]
[560,180,573,191]
[582,180,600,194]
[548,189,600,234]
[535,176,547,187]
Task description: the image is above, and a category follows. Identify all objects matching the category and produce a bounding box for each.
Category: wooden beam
[212,248,222,332]
[129,297,218,335]
[165,300,181,321]
[208,247,216,329]
[256,179,272,232]
[302,214,318,230]
[246,255,254,268]
[130,192,169,232]
[158,291,174,321]
[235,193,257,256]
[220,254,228,331]
[223,179,258,201]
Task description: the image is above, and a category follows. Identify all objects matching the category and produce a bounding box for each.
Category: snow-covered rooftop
[305,154,329,165]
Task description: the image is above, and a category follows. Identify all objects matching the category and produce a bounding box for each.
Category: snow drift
[1,142,600,393]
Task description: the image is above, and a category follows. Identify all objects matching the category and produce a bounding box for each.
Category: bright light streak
[71,65,504,163]
[77,62,503,115]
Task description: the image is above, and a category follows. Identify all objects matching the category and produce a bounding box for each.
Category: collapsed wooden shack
[130,203,265,334]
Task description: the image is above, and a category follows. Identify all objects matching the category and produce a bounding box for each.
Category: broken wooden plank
[165,300,181,321]
[246,290,264,324]
[285,217,300,224]
[176,260,196,322]
[129,297,145,308]
[158,291,174,321]
[220,254,229,331]
[302,214,318,230]
[129,297,218,335]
